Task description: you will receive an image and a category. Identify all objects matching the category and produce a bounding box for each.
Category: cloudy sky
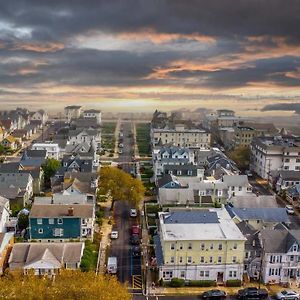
[0,0,300,114]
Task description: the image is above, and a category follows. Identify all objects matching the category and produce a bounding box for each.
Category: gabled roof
[279,170,300,181]
[163,211,219,224]
[287,184,300,197]
[157,174,181,188]
[222,175,249,187]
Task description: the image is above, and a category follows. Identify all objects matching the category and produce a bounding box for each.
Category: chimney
[68,207,74,216]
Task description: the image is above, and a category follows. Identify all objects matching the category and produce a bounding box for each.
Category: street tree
[42,158,61,187]
[99,166,145,207]
[228,146,251,170]
[0,270,131,300]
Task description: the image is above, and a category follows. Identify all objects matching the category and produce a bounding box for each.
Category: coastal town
[0,106,300,299]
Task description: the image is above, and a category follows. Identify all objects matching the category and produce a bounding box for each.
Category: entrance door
[217,272,224,283]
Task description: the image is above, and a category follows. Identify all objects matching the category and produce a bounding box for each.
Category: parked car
[119,143,124,148]
[131,225,140,236]
[202,290,226,299]
[132,245,141,257]
[237,287,268,300]
[118,149,123,154]
[107,256,117,274]
[276,290,299,300]
[130,208,137,217]
[245,170,253,177]
[130,234,140,245]
[286,205,295,215]
[110,231,119,239]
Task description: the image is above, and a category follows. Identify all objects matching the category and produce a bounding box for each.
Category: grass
[136,123,151,156]
[101,122,116,150]
[80,240,99,272]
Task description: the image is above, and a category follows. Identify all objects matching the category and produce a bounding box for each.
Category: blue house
[29,203,95,241]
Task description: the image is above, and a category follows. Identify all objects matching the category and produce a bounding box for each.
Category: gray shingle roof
[163,211,219,224]
[279,171,300,181]
[153,235,164,266]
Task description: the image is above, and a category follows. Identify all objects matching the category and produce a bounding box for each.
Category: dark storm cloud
[262,103,300,114]
[0,0,299,42]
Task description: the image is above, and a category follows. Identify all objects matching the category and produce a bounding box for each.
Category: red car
[131,225,140,235]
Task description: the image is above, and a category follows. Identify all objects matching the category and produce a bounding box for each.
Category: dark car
[130,234,140,245]
[131,225,140,236]
[238,287,268,300]
[132,245,141,257]
[202,289,226,299]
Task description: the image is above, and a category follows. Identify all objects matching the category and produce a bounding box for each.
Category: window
[180,271,185,278]
[245,252,249,259]
[218,243,222,250]
[290,255,294,262]
[37,218,43,225]
[205,271,209,277]
[239,186,242,191]
[285,158,290,162]
[188,243,192,250]
[293,245,298,252]
[179,243,183,250]
[232,256,237,263]
[200,256,205,263]
[38,228,43,234]
[209,256,213,263]
[53,228,64,237]
[218,256,222,263]
[57,218,63,224]
[201,243,205,250]
[187,256,192,264]
[170,243,175,250]
[200,271,204,277]
[170,256,175,263]
[210,243,214,250]
[162,271,173,279]
[179,257,183,263]
[233,243,238,250]
[49,218,54,225]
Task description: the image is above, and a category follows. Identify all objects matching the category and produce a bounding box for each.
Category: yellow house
[155,208,246,283]
[0,232,14,274]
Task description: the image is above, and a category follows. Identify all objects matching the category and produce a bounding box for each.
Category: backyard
[101,122,116,152]
[136,123,151,157]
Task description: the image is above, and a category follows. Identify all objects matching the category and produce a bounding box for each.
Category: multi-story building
[32,142,60,160]
[154,209,246,283]
[83,109,102,125]
[259,229,300,286]
[30,110,48,125]
[151,124,211,149]
[64,105,82,122]
[67,129,101,151]
[29,203,95,241]
[250,136,300,179]
[233,126,257,148]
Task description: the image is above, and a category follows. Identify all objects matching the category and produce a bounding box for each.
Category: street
[133,296,201,300]
[109,120,142,292]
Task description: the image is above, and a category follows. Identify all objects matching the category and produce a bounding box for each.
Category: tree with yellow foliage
[0,270,131,300]
[99,166,145,207]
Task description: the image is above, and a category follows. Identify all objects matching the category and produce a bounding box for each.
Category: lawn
[136,123,151,157]
[101,122,116,150]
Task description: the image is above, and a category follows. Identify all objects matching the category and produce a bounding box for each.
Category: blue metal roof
[163,211,219,224]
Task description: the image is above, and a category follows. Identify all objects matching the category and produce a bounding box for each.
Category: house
[228,195,278,209]
[9,242,85,275]
[154,209,246,283]
[83,109,101,125]
[233,126,257,148]
[0,126,7,142]
[31,142,60,160]
[0,232,14,274]
[29,203,95,241]
[259,228,300,286]
[206,153,240,177]
[286,184,300,207]
[67,129,101,151]
[65,105,82,122]
[151,124,211,148]
[0,173,33,206]
[0,197,10,233]
[12,129,30,140]
[61,156,94,173]
[250,136,300,179]
[1,135,18,150]
[163,165,204,181]
[275,171,300,192]
[227,206,289,230]
[62,178,97,201]
[222,175,252,197]
[35,194,93,205]
[30,110,48,125]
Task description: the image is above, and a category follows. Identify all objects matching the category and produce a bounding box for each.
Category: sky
[0,0,300,115]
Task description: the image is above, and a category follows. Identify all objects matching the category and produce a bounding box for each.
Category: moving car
[202,290,226,299]
[107,257,117,274]
[276,290,299,300]
[286,205,295,215]
[130,234,140,245]
[237,287,268,300]
[132,245,141,257]
[110,231,118,239]
[130,208,137,217]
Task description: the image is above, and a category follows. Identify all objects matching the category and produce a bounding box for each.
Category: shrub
[169,278,185,287]
[226,279,242,287]
[186,280,216,287]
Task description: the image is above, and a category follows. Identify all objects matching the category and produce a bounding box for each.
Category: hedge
[186,280,216,287]
[169,278,185,287]
[226,279,242,287]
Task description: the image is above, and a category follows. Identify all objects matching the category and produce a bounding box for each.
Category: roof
[157,174,181,188]
[84,109,101,113]
[163,211,219,224]
[64,172,98,182]
[9,242,84,269]
[153,235,164,266]
[228,207,289,223]
[25,149,47,159]
[65,105,82,109]
[164,164,202,176]
[63,178,95,194]
[222,175,249,187]
[279,170,300,181]
[0,232,14,254]
[159,208,246,241]
[30,203,94,218]
[0,162,21,172]
[228,195,278,208]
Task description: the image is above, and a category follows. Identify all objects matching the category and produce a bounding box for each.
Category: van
[107,256,117,274]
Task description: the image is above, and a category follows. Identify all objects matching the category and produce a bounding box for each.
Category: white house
[83,109,101,125]
[222,175,252,197]
[68,129,101,151]
[30,110,48,125]
[0,197,10,233]
[32,142,60,160]
[64,105,82,122]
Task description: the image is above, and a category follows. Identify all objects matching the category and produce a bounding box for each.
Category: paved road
[133,296,201,300]
[109,120,142,291]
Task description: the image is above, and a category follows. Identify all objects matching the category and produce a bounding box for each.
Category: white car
[110,231,119,239]
[119,143,124,148]
[286,205,295,215]
[276,290,299,300]
[130,208,137,217]
[118,149,123,154]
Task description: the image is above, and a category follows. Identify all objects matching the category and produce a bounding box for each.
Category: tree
[18,213,29,230]
[99,167,145,207]
[0,144,5,155]
[42,158,61,187]
[228,146,251,170]
[0,270,131,300]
